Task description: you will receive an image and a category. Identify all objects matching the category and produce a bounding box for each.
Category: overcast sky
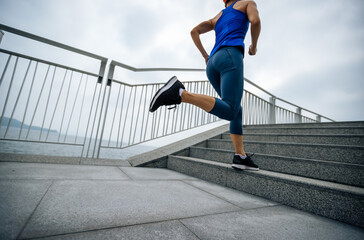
[1,0,363,121]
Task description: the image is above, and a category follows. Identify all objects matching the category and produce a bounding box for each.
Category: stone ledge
[128,123,229,167]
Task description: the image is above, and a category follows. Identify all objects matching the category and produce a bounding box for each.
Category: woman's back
[210,1,250,58]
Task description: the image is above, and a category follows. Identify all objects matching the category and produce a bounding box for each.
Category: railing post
[0,30,4,45]
[316,115,322,122]
[91,60,109,159]
[96,62,114,159]
[295,107,302,123]
[269,97,276,124]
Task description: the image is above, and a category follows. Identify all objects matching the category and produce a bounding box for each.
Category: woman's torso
[209,1,250,58]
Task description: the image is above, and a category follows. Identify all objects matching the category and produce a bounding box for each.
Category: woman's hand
[204,55,209,65]
[248,44,257,55]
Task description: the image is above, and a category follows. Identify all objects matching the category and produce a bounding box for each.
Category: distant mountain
[0,117,58,133]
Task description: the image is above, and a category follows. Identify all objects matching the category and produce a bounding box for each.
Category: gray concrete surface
[0,162,363,240]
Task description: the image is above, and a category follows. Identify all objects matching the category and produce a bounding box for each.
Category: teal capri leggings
[206,46,244,135]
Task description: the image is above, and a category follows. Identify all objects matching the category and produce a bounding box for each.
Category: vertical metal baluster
[0,55,11,86]
[116,85,126,147]
[201,82,206,124]
[4,60,32,138]
[183,82,191,130]
[255,97,260,124]
[152,105,158,139]
[151,108,157,139]
[156,105,163,138]
[250,93,253,125]
[108,83,122,146]
[254,96,258,124]
[128,86,137,145]
[244,91,248,125]
[75,75,88,144]
[264,100,267,124]
[193,82,197,126]
[246,93,250,125]
[143,85,154,142]
[150,85,158,140]
[155,84,163,138]
[80,77,99,157]
[132,85,144,144]
[165,106,171,135]
[19,62,38,139]
[64,73,83,143]
[185,83,190,130]
[0,56,18,130]
[173,92,179,133]
[256,97,259,124]
[197,82,200,126]
[162,105,167,136]
[188,82,195,129]
[140,85,148,142]
[26,64,50,140]
[46,69,69,141]
[85,79,104,158]
[58,71,73,142]
[120,86,133,148]
[248,93,253,125]
[195,82,200,126]
[254,97,258,124]
[171,101,176,134]
[180,83,187,131]
[208,83,212,123]
[40,66,57,140]
[149,85,156,140]
[260,99,263,124]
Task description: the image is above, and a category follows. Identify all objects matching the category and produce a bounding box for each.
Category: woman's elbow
[251,18,261,26]
[190,28,199,36]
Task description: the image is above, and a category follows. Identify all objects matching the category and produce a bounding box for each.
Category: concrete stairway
[166,121,364,228]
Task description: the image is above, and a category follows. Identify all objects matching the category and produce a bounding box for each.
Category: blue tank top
[209,1,250,58]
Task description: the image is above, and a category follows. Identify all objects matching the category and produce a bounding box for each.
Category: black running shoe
[232,154,259,171]
[149,76,185,112]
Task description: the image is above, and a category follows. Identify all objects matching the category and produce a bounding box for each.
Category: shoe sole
[149,76,178,112]
[232,164,260,171]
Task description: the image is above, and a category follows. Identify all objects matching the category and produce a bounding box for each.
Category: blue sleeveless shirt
[209,1,250,58]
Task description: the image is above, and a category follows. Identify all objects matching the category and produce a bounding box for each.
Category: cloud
[1,0,363,121]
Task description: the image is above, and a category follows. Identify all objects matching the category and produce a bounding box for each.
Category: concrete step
[207,139,364,165]
[188,146,364,187]
[243,126,364,135]
[220,133,364,146]
[167,155,364,228]
[244,121,364,128]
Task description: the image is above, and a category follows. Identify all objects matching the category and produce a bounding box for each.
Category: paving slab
[181,205,364,240]
[20,180,240,239]
[183,179,279,209]
[34,220,199,240]
[0,162,130,180]
[0,180,52,240]
[120,167,198,180]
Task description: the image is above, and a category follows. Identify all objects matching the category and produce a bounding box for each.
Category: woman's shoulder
[233,0,256,14]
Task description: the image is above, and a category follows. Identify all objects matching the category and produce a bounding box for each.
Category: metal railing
[0,24,334,160]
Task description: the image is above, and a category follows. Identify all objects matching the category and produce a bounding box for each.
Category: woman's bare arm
[191,12,222,64]
[246,1,261,55]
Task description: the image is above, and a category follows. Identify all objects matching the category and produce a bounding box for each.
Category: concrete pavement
[0,162,363,239]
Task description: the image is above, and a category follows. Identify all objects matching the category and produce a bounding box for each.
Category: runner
[149,0,261,170]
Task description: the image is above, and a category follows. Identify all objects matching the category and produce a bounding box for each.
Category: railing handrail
[110,60,205,73]
[0,24,108,62]
[0,48,99,78]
